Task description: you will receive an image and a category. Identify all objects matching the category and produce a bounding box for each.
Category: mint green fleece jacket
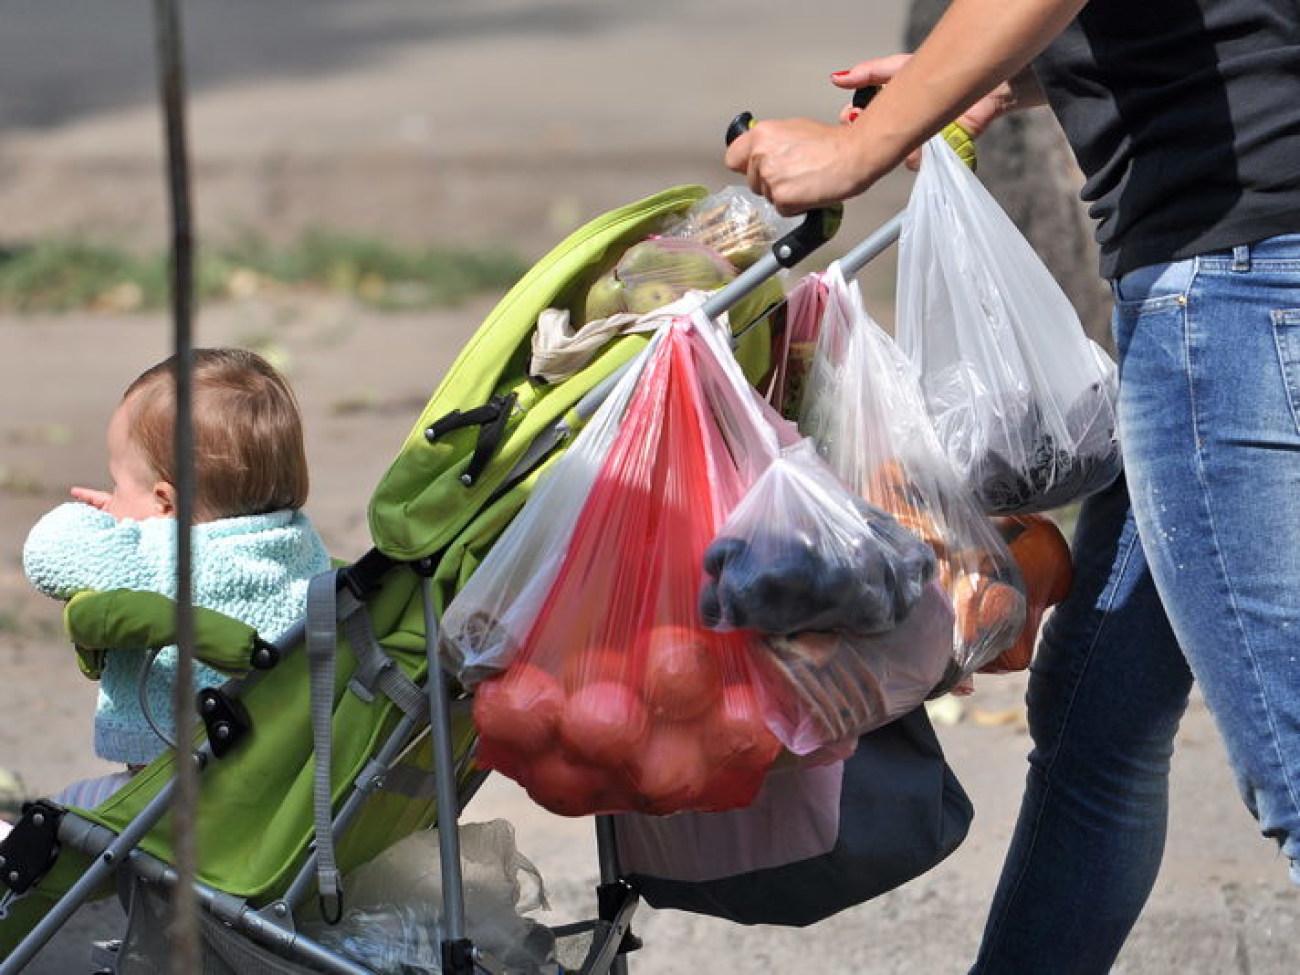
[23,503,331,766]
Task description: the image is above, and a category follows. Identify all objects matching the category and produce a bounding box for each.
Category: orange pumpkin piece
[952,573,1023,647]
[979,515,1073,674]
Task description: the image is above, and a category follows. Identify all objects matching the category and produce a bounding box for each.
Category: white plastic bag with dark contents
[896,134,1121,514]
[799,263,1026,698]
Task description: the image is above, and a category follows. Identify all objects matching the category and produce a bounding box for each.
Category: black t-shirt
[1033,0,1300,277]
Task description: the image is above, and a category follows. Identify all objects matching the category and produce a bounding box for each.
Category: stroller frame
[0,554,640,975]
[0,204,871,974]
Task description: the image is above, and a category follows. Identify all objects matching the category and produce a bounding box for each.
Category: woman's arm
[834,55,1048,138]
[724,0,1085,214]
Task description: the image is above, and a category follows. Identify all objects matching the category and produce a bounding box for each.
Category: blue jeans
[973,234,1300,973]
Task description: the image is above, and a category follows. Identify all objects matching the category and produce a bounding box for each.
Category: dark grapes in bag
[699,444,937,636]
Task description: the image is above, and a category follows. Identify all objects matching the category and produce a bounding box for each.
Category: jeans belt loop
[1231,244,1251,272]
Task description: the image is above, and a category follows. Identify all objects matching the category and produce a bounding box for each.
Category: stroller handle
[723,111,844,271]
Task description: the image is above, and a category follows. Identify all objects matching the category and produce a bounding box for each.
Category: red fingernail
[831,70,851,78]
[847,109,862,122]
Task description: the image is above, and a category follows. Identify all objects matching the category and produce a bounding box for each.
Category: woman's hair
[123,348,310,519]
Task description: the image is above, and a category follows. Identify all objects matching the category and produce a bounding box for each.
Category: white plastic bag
[300,820,557,974]
[896,134,1121,514]
[438,332,661,685]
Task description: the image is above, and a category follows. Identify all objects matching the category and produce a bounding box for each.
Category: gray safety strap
[340,603,428,722]
[375,764,438,800]
[305,570,343,922]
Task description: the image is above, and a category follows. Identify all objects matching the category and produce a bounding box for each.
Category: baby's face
[104,400,165,521]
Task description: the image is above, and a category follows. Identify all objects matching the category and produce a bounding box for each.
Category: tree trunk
[905,0,1113,350]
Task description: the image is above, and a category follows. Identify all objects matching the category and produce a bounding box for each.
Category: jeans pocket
[1111,258,1195,313]
[1110,259,1195,359]
[1269,309,1300,434]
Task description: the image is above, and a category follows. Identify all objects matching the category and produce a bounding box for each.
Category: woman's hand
[723,54,1042,214]
[724,118,874,216]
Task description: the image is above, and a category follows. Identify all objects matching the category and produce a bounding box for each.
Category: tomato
[523,752,608,817]
[561,645,633,692]
[642,624,723,722]
[560,680,649,767]
[702,686,781,774]
[633,722,712,814]
[472,664,564,756]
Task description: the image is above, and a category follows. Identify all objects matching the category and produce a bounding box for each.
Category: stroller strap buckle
[424,392,520,487]
[0,799,64,897]
[197,687,253,758]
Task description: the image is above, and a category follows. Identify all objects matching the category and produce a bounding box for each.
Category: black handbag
[614,705,972,927]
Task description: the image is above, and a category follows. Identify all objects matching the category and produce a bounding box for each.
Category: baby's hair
[123,348,309,520]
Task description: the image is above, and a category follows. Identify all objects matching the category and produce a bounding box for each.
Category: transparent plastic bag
[300,820,557,975]
[583,236,737,320]
[896,134,1121,514]
[694,346,955,756]
[579,185,790,326]
[769,272,829,419]
[700,440,936,636]
[663,185,799,270]
[302,904,443,974]
[699,443,956,754]
[800,263,1026,694]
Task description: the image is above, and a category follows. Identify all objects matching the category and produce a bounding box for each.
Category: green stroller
[0,182,821,974]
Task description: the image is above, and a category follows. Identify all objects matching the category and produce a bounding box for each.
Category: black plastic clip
[197,687,252,758]
[249,636,280,671]
[318,887,344,926]
[0,800,64,896]
[441,938,475,975]
[596,879,643,955]
[852,86,879,110]
[424,391,519,487]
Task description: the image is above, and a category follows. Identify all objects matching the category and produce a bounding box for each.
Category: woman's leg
[972,474,1193,974]
[1117,238,1300,879]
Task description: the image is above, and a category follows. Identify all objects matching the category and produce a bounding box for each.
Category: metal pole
[151,1,200,971]
[419,574,475,975]
[836,212,904,280]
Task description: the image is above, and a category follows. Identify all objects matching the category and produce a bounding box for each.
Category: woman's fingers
[829,53,912,91]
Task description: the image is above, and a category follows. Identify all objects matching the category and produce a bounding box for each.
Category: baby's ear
[153,481,177,517]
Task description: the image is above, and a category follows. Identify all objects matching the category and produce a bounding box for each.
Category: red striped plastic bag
[466,318,782,817]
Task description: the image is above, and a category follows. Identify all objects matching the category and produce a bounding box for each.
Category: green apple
[583,271,628,321]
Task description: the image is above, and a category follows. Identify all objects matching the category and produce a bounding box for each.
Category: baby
[18,347,332,813]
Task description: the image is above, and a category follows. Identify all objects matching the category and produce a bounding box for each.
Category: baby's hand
[70,486,113,511]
